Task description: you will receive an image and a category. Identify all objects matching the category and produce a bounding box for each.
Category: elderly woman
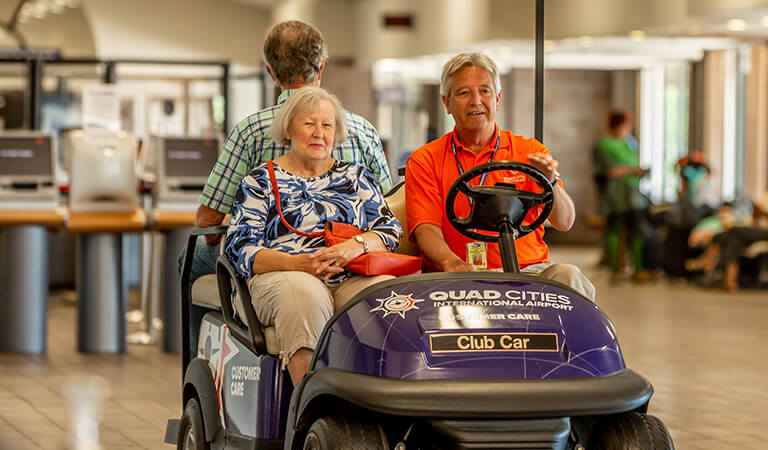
[225,87,401,385]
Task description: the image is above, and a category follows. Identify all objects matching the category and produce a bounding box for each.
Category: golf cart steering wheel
[445,161,555,242]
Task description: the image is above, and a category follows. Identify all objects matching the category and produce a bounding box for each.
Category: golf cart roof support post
[535,0,544,143]
[498,221,520,273]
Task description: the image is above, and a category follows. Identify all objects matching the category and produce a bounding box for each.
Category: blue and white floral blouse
[225,160,402,284]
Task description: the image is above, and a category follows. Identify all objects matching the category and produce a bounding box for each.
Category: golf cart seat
[190,272,281,355]
[185,179,414,356]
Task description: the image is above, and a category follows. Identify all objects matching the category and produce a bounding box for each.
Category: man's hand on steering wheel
[527,152,559,183]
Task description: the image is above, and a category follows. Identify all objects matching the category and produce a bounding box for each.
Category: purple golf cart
[165,161,674,449]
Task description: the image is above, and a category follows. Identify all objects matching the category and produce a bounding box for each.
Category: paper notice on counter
[82,85,120,131]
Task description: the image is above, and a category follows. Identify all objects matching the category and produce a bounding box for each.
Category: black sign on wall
[383,14,414,29]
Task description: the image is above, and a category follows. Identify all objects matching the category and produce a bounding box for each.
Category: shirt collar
[277,88,296,105]
[451,124,502,156]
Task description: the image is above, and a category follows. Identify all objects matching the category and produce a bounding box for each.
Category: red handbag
[346,252,423,277]
[266,161,421,276]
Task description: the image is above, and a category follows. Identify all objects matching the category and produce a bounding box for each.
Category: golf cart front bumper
[287,368,651,449]
[294,368,652,419]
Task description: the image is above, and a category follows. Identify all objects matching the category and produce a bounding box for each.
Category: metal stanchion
[127,193,155,345]
[76,233,126,353]
[149,231,165,343]
[161,227,190,353]
[0,226,49,353]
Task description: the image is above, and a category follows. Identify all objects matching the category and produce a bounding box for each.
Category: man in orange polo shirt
[405,52,595,301]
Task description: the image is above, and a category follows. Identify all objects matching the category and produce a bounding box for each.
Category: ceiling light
[761,16,768,27]
[543,40,556,52]
[578,36,593,48]
[629,30,646,42]
[562,38,577,49]
[727,19,747,31]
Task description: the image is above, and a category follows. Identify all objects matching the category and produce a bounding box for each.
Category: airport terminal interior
[1,0,768,449]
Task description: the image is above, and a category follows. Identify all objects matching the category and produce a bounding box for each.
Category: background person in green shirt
[594,111,649,282]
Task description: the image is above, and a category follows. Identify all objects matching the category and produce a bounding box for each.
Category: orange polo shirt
[405,126,562,269]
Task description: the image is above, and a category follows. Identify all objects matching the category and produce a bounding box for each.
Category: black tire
[178,398,210,450]
[589,412,674,450]
[303,415,388,450]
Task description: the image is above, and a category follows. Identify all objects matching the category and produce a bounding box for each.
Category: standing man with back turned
[405,52,595,301]
[188,20,392,281]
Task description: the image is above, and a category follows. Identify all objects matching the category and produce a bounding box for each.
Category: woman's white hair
[440,52,502,96]
[270,87,348,147]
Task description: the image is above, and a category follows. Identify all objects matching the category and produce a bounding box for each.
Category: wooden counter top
[152,210,196,230]
[67,209,146,233]
[0,208,66,229]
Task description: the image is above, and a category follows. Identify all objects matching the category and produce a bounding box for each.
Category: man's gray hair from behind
[270,87,348,147]
[263,20,328,86]
[440,52,502,97]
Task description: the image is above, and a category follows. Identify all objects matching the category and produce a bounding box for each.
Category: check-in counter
[151,210,195,354]
[67,209,146,353]
[0,133,61,354]
[0,209,65,353]
[139,135,220,354]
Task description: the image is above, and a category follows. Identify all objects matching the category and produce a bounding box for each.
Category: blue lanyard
[450,129,501,187]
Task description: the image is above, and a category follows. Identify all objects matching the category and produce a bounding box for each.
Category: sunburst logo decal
[370,291,424,319]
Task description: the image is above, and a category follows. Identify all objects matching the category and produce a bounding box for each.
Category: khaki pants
[247,271,392,366]
[521,262,596,302]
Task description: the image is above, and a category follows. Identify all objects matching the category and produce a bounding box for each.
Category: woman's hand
[310,239,365,280]
[289,233,385,281]
[291,252,345,280]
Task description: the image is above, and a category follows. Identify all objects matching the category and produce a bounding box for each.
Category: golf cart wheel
[303,415,388,450]
[589,412,674,450]
[178,398,210,450]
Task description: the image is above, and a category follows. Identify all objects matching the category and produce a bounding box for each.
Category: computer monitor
[68,130,138,212]
[0,134,55,184]
[164,137,219,179]
[146,135,220,209]
[0,133,58,209]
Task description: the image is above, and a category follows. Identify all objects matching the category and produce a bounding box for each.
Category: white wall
[353,0,491,66]
[81,0,269,67]
[544,0,689,39]
[687,0,768,16]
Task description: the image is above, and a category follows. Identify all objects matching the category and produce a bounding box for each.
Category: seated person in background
[405,52,595,302]
[687,202,767,292]
[189,20,391,282]
[594,111,649,283]
[225,88,401,385]
[677,152,716,210]
[670,151,717,227]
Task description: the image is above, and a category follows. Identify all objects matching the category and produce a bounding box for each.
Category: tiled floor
[0,294,181,450]
[0,247,766,449]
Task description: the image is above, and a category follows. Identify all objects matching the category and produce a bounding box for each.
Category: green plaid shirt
[200,89,392,214]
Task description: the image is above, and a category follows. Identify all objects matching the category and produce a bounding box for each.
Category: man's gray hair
[263,20,328,86]
[440,52,502,96]
[270,87,348,147]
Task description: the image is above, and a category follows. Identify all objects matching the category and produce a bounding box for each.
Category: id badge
[466,241,487,270]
